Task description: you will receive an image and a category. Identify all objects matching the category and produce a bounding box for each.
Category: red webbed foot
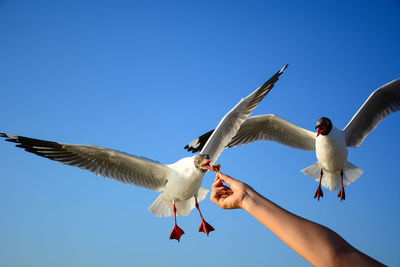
[169,225,185,242]
[170,203,184,242]
[314,185,324,201]
[199,219,215,236]
[195,197,215,236]
[337,186,345,201]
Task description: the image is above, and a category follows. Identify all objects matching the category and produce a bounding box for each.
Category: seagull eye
[205,154,210,160]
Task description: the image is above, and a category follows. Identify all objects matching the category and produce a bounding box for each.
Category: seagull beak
[203,160,212,170]
[315,125,326,137]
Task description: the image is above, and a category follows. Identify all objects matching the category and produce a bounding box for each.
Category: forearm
[241,190,384,267]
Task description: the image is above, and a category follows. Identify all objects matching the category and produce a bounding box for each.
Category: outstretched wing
[200,64,288,162]
[184,114,315,152]
[343,78,400,147]
[1,133,169,191]
[228,114,315,150]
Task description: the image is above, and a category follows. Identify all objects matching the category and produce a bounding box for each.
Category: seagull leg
[314,169,324,201]
[195,197,215,236]
[169,203,184,242]
[337,170,345,201]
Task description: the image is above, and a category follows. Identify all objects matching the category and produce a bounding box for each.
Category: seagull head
[194,154,212,172]
[315,117,332,137]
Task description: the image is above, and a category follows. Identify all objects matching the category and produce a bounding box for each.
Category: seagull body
[150,156,208,218]
[309,127,349,191]
[1,64,288,240]
[316,127,348,174]
[165,157,203,204]
[304,119,363,200]
[185,78,400,200]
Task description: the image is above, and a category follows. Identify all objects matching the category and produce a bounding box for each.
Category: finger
[217,186,232,193]
[210,190,219,203]
[214,186,233,194]
[224,188,233,194]
[211,185,226,197]
[215,190,231,197]
[214,175,222,184]
[213,185,228,193]
[211,193,226,206]
[212,179,223,190]
[215,189,228,197]
[218,172,237,186]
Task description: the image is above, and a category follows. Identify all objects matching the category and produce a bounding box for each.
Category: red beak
[316,126,326,137]
[203,160,212,170]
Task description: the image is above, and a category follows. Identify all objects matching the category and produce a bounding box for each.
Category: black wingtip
[0,133,14,141]
[280,64,289,73]
[184,144,200,153]
[0,133,20,144]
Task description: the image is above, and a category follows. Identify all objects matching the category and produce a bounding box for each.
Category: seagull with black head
[185,78,400,201]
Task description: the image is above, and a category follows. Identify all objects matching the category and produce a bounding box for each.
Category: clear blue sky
[1,1,399,266]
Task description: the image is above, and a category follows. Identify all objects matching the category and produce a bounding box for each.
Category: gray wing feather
[201,65,288,162]
[228,114,316,151]
[1,134,169,191]
[343,78,400,147]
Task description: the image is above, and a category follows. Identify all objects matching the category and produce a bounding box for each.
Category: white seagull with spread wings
[185,78,400,201]
[1,65,288,241]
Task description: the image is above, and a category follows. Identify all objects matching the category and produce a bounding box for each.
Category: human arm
[210,173,385,267]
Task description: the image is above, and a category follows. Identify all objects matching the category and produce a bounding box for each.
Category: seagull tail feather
[301,161,363,191]
[148,192,173,217]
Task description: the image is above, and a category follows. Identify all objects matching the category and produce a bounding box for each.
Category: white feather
[344,78,400,147]
[148,192,174,217]
[1,66,285,220]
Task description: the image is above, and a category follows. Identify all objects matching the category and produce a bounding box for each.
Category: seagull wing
[184,114,315,153]
[228,114,316,151]
[1,133,169,191]
[200,64,288,162]
[343,78,400,147]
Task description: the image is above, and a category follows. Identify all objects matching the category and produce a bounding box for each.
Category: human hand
[210,172,253,209]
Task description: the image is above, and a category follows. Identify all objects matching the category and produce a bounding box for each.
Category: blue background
[1,1,399,266]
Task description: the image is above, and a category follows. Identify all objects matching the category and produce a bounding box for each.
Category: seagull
[185,78,400,201]
[1,64,288,241]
